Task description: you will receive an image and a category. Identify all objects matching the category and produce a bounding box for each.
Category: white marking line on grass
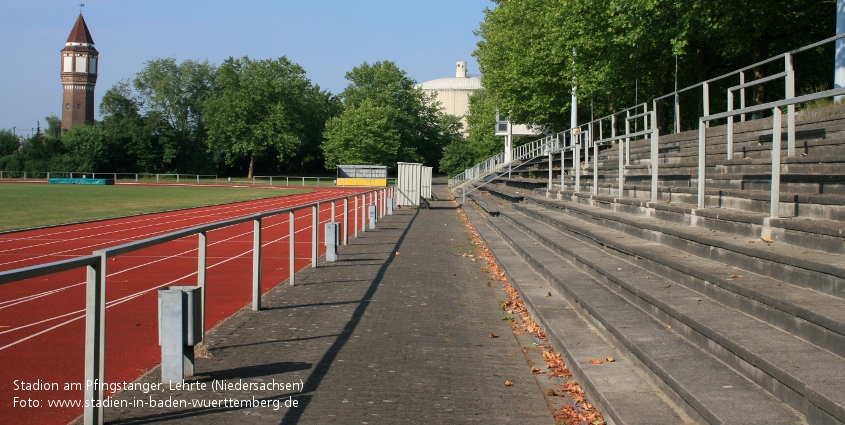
[0,205,344,345]
[0,191,350,269]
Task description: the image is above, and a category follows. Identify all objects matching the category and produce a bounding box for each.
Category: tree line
[438,0,836,177]
[473,0,834,132]
[1,58,461,178]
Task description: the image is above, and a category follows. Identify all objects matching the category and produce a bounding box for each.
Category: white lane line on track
[0,191,359,269]
[0,188,358,245]
[0,210,346,351]
[0,190,337,256]
[0,207,348,341]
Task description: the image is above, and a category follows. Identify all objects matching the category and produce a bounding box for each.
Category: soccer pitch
[0,183,313,232]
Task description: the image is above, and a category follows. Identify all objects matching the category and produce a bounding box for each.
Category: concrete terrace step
[584,154,845,176]
[519,194,845,300]
[465,206,695,425]
[548,184,845,244]
[484,208,809,425]
[511,200,845,358]
[497,205,845,424]
[466,192,501,216]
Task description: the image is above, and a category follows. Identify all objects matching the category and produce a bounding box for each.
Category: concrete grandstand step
[510,201,845,358]
[548,184,845,244]
[519,194,845,300]
[464,206,695,425]
[501,206,845,424]
[466,192,501,216]
[620,132,845,166]
[483,209,809,424]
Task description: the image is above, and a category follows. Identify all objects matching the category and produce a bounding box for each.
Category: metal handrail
[452,34,845,214]
[0,186,393,425]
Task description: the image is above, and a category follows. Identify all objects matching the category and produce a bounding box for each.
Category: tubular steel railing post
[740,71,746,122]
[727,86,735,161]
[289,211,296,286]
[559,136,565,192]
[252,217,261,311]
[698,119,707,209]
[197,232,207,337]
[616,115,623,197]
[703,81,710,128]
[592,129,598,196]
[584,132,590,166]
[625,110,631,166]
[608,121,631,198]
[83,256,105,425]
[675,91,681,133]
[361,194,367,232]
[785,53,796,157]
[574,135,581,193]
[354,196,359,238]
[651,110,659,204]
[311,204,318,268]
[343,198,349,245]
[771,108,783,217]
[548,149,553,193]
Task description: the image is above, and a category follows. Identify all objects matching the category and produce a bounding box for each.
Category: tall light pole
[836,0,845,102]
[571,48,578,129]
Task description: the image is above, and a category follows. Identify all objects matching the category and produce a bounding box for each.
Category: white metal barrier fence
[451,33,845,219]
[0,186,394,425]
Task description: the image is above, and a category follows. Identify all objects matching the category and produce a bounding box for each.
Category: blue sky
[1,0,493,135]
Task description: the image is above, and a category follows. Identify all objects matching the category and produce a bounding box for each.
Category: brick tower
[61,14,98,131]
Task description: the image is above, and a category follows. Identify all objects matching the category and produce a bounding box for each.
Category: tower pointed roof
[66,13,94,45]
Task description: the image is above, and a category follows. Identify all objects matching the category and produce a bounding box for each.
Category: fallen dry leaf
[666,325,672,330]
[588,359,603,365]
[761,237,773,243]
[504,380,513,386]
[455,201,602,425]
[730,274,743,279]
[530,366,545,374]
[489,333,499,338]
[547,389,557,396]
[396,252,400,255]
[604,356,615,362]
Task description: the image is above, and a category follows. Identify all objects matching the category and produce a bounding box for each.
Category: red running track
[0,185,381,425]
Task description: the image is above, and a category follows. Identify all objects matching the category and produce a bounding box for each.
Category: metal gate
[396,162,422,206]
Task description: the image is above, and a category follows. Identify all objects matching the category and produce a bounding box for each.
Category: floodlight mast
[837,0,845,102]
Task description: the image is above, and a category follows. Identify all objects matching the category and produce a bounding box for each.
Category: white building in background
[419,62,541,139]
[418,62,481,135]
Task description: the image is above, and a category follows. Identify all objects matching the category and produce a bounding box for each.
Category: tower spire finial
[79,3,84,13]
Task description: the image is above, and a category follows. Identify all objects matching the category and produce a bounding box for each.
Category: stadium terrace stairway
[459,105,845,425]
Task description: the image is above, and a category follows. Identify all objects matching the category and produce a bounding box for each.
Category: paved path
[103,180,554,424]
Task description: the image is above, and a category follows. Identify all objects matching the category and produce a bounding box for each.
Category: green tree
[290,86,340,174]
[322,99,401,168]
[205,56,314,178]
[0,129,19,156]
[474,0,834,132]
[44,115,62,140]
[133,58,216,171]
[100,80,164,172]
[60,125,113,171]
[323,60,458,169]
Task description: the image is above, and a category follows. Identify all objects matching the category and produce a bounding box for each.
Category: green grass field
[0,183,312,232]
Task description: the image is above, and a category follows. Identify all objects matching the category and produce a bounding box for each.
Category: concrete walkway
[103,179,554,424]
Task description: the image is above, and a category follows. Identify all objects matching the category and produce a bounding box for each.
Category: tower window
[77,104,81,110]
[66,103,70,109]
